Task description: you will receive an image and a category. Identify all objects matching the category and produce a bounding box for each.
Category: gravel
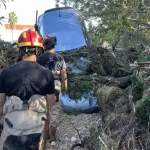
[51,112,101,150]
[0,112,101,150]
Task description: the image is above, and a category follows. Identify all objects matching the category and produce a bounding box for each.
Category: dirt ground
[0,112,101,150]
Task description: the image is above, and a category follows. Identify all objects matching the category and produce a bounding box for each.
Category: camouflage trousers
[50,80,61,128]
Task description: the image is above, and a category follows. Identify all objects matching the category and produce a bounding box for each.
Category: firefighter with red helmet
[0,29,56,150]
[37,35,68,144]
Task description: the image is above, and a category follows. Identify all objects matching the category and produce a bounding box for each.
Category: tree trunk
[12,29,14,42]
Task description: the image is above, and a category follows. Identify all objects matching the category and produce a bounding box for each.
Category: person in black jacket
[0,30,56,150]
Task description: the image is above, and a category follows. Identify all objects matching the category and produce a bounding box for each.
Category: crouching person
[0,30,56,150]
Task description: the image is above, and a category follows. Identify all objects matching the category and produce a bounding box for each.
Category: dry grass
[82,86,150,150]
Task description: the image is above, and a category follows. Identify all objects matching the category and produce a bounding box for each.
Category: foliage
[84,127,101,150]
[0,0,14,25]
[0,16,5,25]
[68,78,93,100]
[83,86,136,150]
[56,0,150,50]
[132,49,150,127]
[132,74,144,102]
[0,0,13,9]
[136,93,150,126]
[0,40,19,71]
[56,0,150,131]
[8,11,18,41]
[8,11,17,30]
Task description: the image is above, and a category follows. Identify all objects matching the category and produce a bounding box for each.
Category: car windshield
[38,7,90,51]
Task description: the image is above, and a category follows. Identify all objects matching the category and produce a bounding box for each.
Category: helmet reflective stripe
[18,42,43,47]
[22,32,26,38]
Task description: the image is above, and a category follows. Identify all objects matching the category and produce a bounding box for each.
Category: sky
[0,0,63,25]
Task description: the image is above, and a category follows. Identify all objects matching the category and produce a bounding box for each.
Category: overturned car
[37,7,98,113]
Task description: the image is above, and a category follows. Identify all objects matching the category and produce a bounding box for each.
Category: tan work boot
[49,125,57,143]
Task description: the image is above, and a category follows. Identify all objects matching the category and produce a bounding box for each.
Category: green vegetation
[8,11,18,41]
[0,0,14,25]
[56,0,150,149]
[68,78,93,100]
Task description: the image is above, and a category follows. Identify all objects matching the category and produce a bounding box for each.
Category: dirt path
[0,112,101,150]
[48,113,101,150]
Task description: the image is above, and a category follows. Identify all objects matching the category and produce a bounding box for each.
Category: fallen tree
[59,45,150,149]
[1,39,150,150]
[0,40,19,70]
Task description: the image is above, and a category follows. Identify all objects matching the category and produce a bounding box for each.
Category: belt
[54,78,59,80]
[54,75,60,81]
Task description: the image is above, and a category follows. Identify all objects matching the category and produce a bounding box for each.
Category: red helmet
[18,29,43,48]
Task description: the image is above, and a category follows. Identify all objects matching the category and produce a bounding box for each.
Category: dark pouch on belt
[55,89,60,102]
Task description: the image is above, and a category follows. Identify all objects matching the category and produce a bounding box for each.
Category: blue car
[37,7,98,113]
